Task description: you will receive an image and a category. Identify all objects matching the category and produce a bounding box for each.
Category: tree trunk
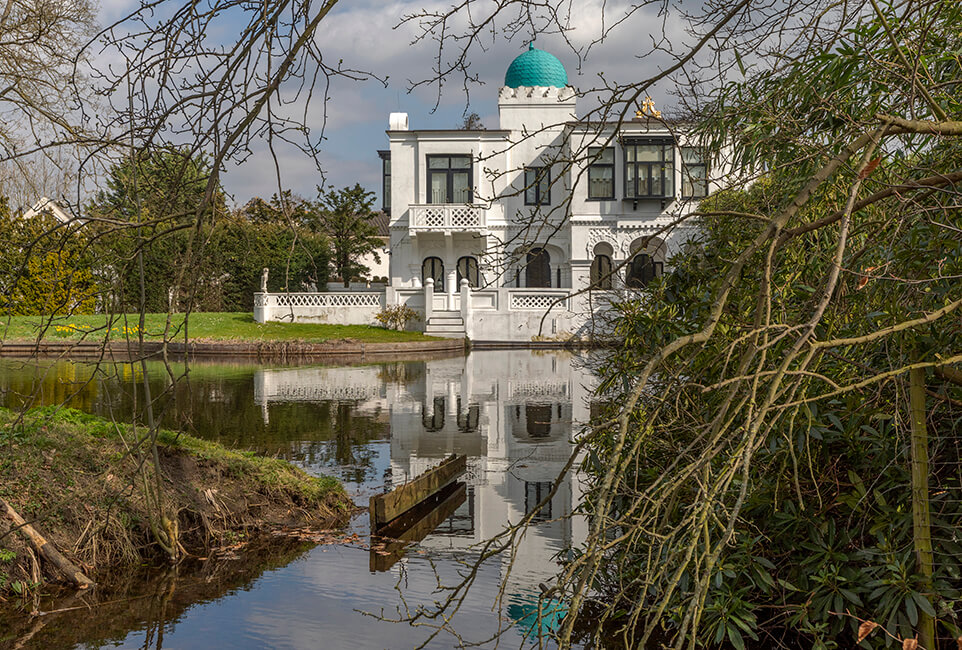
[0,498,95,589]
[909,366,935,649]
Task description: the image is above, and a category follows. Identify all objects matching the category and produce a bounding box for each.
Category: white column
[447,380,457,417]
[461,278,471,318]
[445,234,456,310]
[424,278,434,322]
[460,278,471,337]
[447,270,458,311]
[253,293,271,323]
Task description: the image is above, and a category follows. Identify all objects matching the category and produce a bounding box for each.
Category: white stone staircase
[425,310,466,338]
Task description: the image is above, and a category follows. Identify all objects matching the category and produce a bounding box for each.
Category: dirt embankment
[0,407,352,597]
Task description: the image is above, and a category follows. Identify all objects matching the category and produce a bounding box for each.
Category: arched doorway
[590,254,613,289]
[525,248,551,288]
[625,253,662,288]
[421,257,444,291]
[456,256,480,288]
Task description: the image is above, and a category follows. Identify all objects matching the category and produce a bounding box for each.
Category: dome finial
[528,40,535,51]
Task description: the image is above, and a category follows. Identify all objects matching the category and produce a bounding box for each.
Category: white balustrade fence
[274,292,382,308]
[409,204,486,232]
[255,291,384,325]
[509,292,569,311]
[253,285,586,341]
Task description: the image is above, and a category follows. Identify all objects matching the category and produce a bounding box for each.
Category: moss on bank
[0,406,351,596]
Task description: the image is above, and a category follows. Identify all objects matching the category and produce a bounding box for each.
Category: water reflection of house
[251,352,593,594]
[388,352,591,592]
[253,365,390,425]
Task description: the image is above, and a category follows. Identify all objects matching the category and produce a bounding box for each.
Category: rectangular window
[624,139,674,199]
[682,146,709,199]
[525,481,553,523]
[524,167,551,206]
[427,155,473,204]
[587,147,615,200]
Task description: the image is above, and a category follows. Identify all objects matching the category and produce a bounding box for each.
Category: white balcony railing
[409,204,486,233]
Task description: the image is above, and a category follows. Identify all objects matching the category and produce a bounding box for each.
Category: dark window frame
[525,481,553,522]
[623,138,675,199]
[422,256,445,291]
[681,146,709,199]
[426,154,473,204]
[586,146,615,200]
[377,150,391,214]
[524,166,551,206]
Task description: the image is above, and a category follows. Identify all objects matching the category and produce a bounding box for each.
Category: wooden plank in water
[370,481,467,572]
[370,454,467,531]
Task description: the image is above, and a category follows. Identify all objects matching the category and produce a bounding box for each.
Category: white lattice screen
[274,293,381,308]
[509,293,566,310]
[511,382,569,398]
[268,384,380,402]
[421,207,446,227]
[410,205,483,230]
[450,206,481,227]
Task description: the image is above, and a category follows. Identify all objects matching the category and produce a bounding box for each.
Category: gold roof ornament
[635,96,661,119]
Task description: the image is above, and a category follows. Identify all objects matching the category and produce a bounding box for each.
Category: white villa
[255,45,713,342]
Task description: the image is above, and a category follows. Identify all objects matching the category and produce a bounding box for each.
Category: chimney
[389,112,409,131]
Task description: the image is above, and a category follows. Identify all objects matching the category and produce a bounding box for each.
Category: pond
[0,350,595,649]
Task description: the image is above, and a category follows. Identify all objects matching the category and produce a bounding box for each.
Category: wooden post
[0,498,95,589]
[909,366,935,649]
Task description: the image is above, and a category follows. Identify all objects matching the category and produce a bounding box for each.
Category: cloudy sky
[195,0,687,207]
[84,0,696,209]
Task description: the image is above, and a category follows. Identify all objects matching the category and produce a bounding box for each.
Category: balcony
[409,204,487,235]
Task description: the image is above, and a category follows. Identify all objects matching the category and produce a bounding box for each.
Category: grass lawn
[0,312,438,343]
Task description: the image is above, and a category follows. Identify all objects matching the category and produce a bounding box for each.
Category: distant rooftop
[369,210,389,238]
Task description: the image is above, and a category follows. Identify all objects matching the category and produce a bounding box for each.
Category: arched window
[590,254,613,289]
[525,248,551,288]
[625,253,663,288]
[422,396,445,432]
[456,256,480,288]
[422,257,444,291]
[456,397,480,432]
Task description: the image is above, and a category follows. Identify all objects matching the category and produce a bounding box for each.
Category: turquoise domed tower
[498,43,576,131]
[504,43,569,88]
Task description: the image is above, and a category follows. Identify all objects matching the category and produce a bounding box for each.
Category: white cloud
[78,0,706,203]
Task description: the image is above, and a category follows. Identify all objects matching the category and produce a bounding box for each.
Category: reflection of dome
[507,592,567,638]
[504,43,568,88]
